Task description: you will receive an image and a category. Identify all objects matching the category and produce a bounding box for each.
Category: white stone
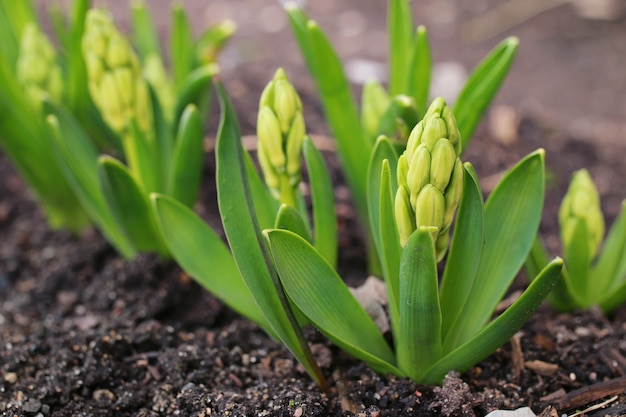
[484,407,537,417]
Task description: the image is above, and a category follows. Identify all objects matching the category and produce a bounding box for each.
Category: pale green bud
[414,184,445,234]
[395,185,415,247]
[442,105,461,154]
[285,112,306,184]
[421,117,447,151]
[406,145,431,207]
[257,68,306,206]
[83,9,152,138]
[423,96,446,120]
[405,120,424,160]
[396,154,410,191]
[257,106,286,171]
[430,138,457,192]
[443,159,464,228]
[257,144,280,192]
[559,169,605,257]
[16,23,63,107]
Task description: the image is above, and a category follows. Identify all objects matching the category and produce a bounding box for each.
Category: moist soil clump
[2,103,626,416]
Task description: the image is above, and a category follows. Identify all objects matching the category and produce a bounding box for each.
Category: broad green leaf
[170,5,194,89]
[367,136,398,278]
[99,156,166,256]
[125,120,162,195]
[379,160,402,339]
[446,149,545,348]
[440,163,484,346]
[406,26,431,118]
[214,80,327,390]
[245,151,279,230]
[306,20,370,228]
[284,4,316,80]
[168,104,203,208]
[275,204,313,244]
[303,137,337,267]
[131,1,162,60]
[48,4,68,48]
[593,202,626,295]
[265,229,400,375]
[421,258,562,384]
[454,37,518,150]
[397,226,442,381]
[64,0,89,115]
[388,0,414,96]
[44,103,133,256]
[0,1,36,66]
[148,84,173,178]
[563,218,591,305]
[195,20,236,65]
[151,194,269,329]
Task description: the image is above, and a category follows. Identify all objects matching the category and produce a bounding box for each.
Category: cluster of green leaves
[284,0,518,272]
[0,0,233,259]
[153,78,562,388]
[527,170,626,313]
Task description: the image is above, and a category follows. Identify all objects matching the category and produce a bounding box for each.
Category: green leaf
[284,4,316,79]
[446,149,545,349]
[397,226,442,380]
[422,258,562,384]
[454,37,518,150]
[170,5,194,89]
[275,204,313,244]
[594,202,626,297]
[98,156,166,256]
[44,103,134,257]
[151,194,269,329]
[174,64,218,129]
[265,229,400,374]
[131,1,162,60]
[303,137,337,267]
[563,218,591,305]
[406,26,431,118]
[367,137,399,275]
[440,163,484,345]
[214,80,328,390]
[388,0,414,96]
[64,0,89,114]
[126,120,162,195]
[168,104,203,208]
[599,281,626,314]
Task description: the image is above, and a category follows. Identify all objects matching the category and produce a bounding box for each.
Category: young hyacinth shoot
[16,23,63,109]
[83,9,153,141]
[257,68,306,208]
[395,98,463,260]
[527,169,626,313]
[559,169,605,258]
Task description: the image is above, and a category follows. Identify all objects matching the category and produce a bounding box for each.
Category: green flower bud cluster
[559,169,605,258]
[16,23,63,109]
[82,9,152,137]
[395,97,463,260]
[257,68,306,207]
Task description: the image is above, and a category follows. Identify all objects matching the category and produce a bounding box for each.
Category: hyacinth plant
[153,69,337,389]
[284,0,518,272]
[0,1,234,259]
[526,169,626,313]
[153,73,563,388]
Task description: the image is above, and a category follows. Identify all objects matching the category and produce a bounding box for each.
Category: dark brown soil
[3,1,626,416]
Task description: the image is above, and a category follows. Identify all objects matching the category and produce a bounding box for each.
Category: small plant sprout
[527,169,626,313]
[284,0,519,273]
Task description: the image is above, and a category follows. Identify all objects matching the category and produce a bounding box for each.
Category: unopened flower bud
[395,184,415,246]
[257,68,306,206]
[394,98,464,261]
[559,169,605,258]
[16,23,63,108]
[82,9,152,138]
